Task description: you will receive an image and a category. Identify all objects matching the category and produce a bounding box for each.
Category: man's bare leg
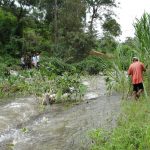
[136,89,144,98]
[132,91,138,100]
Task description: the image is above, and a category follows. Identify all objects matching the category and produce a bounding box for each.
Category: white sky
[116,0,150,41]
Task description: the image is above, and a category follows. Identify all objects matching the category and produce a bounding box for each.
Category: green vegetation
[90,100,150,150]
[0,53,110,101]
[1,1,150,149]
[90,12,150,150]
[0,0,121,102]
[0,57,85,101]
[0,0,119,59]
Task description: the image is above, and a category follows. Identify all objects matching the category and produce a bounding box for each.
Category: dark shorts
[133,83,144,92]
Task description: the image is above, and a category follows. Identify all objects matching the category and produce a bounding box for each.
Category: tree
[40,0,90,61]
[123,37,136,49]
[0,0,119,61]
[0,8,17,45]
[0,0,41,37]
[98,34,118,53]
[85,0,116,34]
[102,16,121,37]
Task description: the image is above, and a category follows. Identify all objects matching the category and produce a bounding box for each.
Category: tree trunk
[89,5,97,35]
[54,0,58,50]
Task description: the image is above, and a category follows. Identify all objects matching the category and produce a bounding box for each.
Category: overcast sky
[116,0,150,41]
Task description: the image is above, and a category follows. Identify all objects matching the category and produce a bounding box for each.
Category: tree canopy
[0,0,121,61]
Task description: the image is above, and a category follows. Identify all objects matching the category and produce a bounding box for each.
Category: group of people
[20,52,40,69]
[128,57,147,100]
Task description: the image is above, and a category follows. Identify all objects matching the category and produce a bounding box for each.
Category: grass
[90,98,150,150]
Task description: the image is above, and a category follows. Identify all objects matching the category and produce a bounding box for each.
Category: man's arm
[141,63,146,72]
[128,65,132,75]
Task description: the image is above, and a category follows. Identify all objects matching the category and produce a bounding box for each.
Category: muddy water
[0,76,121,150]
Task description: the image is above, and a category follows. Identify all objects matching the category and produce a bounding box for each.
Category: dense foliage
[0,0,120,60]
[0,53,111,100]
[0,0,121,101]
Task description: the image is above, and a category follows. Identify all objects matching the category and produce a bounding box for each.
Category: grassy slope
[90,98,150,150]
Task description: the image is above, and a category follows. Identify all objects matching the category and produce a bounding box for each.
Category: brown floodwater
[0,76,121,150]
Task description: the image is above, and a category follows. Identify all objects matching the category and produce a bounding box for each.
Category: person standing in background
[21,55,25,69]
[32,53,37,68]
[36,52,40,68]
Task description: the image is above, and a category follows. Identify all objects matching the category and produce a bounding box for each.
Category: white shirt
[36,55,40,62]
[32,56,37,66]
[21,57,25,64]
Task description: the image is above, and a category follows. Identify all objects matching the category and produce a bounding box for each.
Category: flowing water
[0,76,121,150]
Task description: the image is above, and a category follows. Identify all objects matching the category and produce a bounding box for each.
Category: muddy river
[0,76,121,150]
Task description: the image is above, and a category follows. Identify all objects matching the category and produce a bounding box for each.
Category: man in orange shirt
[128,57,146,99]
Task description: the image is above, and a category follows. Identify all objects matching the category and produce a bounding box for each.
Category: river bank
[0,76,121,150]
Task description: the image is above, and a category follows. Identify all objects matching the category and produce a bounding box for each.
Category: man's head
[132,57,139,62]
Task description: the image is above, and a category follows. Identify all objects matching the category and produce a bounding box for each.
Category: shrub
[74,56,110,75]
[40,57,76,77]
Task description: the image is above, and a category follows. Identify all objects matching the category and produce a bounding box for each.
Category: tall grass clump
[105,45,134,98]
[134,12,150,96]
[134,13,150,60]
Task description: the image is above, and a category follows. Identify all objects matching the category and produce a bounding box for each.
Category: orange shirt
[128,61,145,84]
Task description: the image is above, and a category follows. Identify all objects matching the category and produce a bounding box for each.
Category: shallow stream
[0,76,121,150]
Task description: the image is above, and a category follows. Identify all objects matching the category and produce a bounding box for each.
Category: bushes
[0,53,109,100]
[75,56,110,75]
[0,8,17,45]
[0,54,110,79]
[40,56,110,76]
[0,69,85,101]
[40,57,76,77]
[0,55,86,101]
[0,55,20,77]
